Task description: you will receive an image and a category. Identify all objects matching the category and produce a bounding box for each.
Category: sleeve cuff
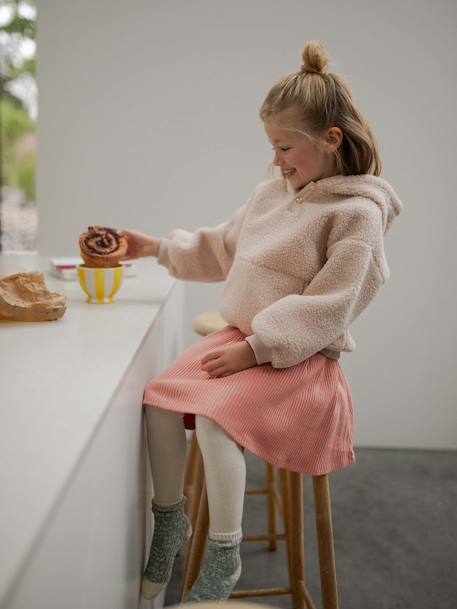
[157,238,170,267]
[245,334,273,365]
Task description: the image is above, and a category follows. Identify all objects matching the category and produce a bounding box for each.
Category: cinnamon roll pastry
[79,226,128,268]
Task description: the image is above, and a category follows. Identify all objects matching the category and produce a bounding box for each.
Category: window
[0,0,37,252]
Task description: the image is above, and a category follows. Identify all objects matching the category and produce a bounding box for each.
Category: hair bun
[300,40,331,75]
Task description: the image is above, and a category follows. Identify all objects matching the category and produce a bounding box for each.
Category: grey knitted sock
[184,537,242,603]
[141,496,192,600]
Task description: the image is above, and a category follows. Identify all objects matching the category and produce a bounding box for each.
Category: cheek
[290,153,308,171]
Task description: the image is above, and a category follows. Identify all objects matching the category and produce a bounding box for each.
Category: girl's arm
[249,210,388,368]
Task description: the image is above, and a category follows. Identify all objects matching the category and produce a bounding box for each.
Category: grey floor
[164,447,457,609]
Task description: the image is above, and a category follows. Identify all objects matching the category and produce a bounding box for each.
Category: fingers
[205,366,228,378]
[201,354,226,377]
[201,353,236,377]
[202,358,223,372]
[118,229,136,241]
[201,352,221,365]
[207,368,233,378]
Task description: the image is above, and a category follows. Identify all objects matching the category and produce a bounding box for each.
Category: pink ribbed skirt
[142,325,356,475]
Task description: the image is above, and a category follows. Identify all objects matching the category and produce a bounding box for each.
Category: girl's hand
[201,342,258,378]
[118,229,160,260]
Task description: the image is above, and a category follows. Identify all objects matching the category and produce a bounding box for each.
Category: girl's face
[264,120,341,192]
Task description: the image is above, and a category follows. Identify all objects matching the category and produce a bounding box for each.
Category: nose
[273,151,282,166]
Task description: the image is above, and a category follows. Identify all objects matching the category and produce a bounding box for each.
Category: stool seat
[192,310,227,336]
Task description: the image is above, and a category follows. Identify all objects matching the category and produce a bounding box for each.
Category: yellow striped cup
[77,264,124,304]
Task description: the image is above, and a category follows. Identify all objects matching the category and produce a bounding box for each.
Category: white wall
[37,0,457,450]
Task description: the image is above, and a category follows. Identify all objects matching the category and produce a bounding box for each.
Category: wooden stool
[181,311,340,609]
[182,438,339,609]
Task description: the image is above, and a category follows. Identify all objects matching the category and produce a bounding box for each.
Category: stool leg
[279,468,294,591]
[288,472,319,609]
[266,463,279,550]
[181,476,209,600]
[288,471,306,609]
[313,475,339,609]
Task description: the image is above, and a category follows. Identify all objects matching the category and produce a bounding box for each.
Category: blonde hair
[260,40,382,178]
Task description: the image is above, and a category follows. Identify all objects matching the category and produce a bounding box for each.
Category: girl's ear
[326,127,343,150]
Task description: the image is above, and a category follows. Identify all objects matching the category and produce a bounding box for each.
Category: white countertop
[0,253,177,603]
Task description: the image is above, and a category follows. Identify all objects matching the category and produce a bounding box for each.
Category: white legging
[144,405,246,541]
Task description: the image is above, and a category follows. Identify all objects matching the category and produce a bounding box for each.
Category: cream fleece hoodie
[157,174,403,368]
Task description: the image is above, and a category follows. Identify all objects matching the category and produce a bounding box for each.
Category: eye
[271,146,290,152]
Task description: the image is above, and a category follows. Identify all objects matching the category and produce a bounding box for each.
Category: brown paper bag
[0,271,67,322]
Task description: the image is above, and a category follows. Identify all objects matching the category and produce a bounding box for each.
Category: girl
[119,40,403,603]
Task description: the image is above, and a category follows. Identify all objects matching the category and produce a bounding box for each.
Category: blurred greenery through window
[0,0,37,252]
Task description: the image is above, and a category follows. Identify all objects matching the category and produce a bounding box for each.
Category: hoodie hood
[286,174,403,234]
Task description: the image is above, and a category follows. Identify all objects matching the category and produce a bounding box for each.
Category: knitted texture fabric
[184,537,242,602]
[142,496,191,598]
[157,174,403,368]
[143,327,356,476]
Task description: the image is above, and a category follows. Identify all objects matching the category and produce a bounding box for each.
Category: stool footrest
[229,587,293,598]
[243,533,286,542]
[245,488,269,495]
[246,487,283,510]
